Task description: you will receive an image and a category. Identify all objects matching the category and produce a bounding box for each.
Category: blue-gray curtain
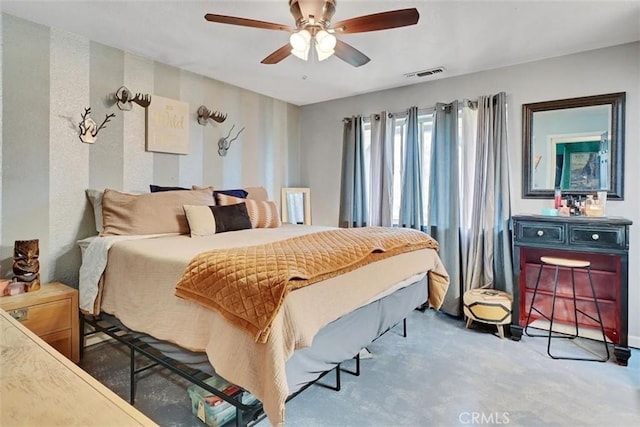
[475,92,513,295]
[339,116,368,228]
[369,112,394,227]
[429,94,513,316]
[428,101,461,315]
[398,106,423,230]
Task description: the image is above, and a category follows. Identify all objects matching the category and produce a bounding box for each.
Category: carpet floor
[79,309,640,426]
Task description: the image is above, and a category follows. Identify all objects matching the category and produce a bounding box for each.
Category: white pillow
[86,189,105,234]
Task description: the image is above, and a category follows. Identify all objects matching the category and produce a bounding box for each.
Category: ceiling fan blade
[261,44,292,65]
[205,14,294,32]
[334,39,370,67]
[332,8,419,34]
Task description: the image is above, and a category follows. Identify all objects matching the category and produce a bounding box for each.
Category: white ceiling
[3,1,640,106]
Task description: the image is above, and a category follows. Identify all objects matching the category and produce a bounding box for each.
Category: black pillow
[212,203,252,233]
[150,185,189,192]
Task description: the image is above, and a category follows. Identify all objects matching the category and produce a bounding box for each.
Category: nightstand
[0,282,79,363]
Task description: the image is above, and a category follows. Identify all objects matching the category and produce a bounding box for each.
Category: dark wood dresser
[511,214,632,365]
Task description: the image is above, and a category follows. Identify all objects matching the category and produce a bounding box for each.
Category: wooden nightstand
[0,282,79,363]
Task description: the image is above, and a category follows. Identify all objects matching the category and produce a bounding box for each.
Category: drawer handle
[536,230,544,237]
[8,308,28,322]
[592,233,600,240]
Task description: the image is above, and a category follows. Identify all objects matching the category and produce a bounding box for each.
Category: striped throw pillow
[216,194,281,228]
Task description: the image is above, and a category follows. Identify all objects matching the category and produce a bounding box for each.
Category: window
[362,111,434,226]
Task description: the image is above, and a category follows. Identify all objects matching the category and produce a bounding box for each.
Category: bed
[79,187,449,426]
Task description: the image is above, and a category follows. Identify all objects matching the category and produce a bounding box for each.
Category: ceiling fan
[204,0,419,67]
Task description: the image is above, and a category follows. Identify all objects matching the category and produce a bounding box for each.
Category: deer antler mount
[78,107,115,144]
[115,86,151,111]
[218,125,245,157]
[197,105,227,125]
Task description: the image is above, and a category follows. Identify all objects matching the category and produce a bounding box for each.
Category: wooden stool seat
[463,289,513,339]
[540,256,590,268]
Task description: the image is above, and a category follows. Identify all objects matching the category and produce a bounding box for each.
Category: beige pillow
[215,193,281,228]
[101,188,215,236]
[86,188,143,234]
[244,186,268,201]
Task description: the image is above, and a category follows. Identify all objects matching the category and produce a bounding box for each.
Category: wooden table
[0,308,157,426]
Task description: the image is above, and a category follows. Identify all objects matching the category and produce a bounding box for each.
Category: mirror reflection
[281,187,311,225]
[522,92,625,199]
[531,105,610,191]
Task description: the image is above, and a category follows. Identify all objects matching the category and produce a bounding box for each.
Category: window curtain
[428,101,462,315]
[459,102,479,296]
[431,93,513,316]
[398,106,423,230]
[369,112,394,226]
[339,116,368,228]
[469,92,513,295]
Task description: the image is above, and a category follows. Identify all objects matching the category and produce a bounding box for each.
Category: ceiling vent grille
[404,66,446,78]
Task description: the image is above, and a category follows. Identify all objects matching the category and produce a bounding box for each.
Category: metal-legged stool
[524,256,610,362]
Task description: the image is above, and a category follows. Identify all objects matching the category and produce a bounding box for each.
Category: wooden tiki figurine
[13,239,41,292]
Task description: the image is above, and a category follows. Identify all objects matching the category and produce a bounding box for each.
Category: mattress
[81,224,448,425]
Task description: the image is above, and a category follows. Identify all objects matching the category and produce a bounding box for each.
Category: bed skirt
[88,274,429,413]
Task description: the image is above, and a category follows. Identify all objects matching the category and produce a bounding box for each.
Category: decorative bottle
[554,188,562,209]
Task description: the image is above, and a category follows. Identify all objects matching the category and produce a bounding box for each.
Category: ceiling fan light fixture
[291,45,310,61]
[289,29,311,50]
[315,30,336,51]
[315,45,334,61]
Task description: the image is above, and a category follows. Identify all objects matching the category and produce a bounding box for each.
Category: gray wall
[1,14,300,286]
[298,42,640,346]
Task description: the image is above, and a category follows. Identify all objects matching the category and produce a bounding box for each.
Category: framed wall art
[146,95,190,154]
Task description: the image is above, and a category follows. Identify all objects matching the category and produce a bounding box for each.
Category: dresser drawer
[41,329,73,359]
[569,225,627,249]
[10,299,71,337]
[516,222,565,245]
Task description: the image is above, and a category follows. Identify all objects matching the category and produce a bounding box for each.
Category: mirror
[522,92,625,199]
[281,188,311,225]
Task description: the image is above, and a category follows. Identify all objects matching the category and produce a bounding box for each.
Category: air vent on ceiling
[404,66,446,78]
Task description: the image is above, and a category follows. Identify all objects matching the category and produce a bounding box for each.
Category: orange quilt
[175,227,440,343]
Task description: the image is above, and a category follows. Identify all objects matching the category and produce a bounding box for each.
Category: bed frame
[82,313,266,426]
[80,276,425,426]
[81,315,408,426]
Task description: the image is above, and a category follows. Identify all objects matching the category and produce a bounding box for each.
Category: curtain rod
[342,92,506,121]
[343,99,477,122]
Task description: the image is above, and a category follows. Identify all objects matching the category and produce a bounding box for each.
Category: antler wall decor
[218,125,245,157]
[78,107,115,144]
[197,105,227,125]
[115,86,151,111]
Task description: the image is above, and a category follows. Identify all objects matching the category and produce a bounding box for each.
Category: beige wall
[0,14,300,287]
[299,42,640,346]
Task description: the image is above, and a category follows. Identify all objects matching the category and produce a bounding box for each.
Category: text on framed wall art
[146,95,190,154]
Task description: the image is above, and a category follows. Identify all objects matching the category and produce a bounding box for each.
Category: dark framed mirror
[522,92,625,199]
